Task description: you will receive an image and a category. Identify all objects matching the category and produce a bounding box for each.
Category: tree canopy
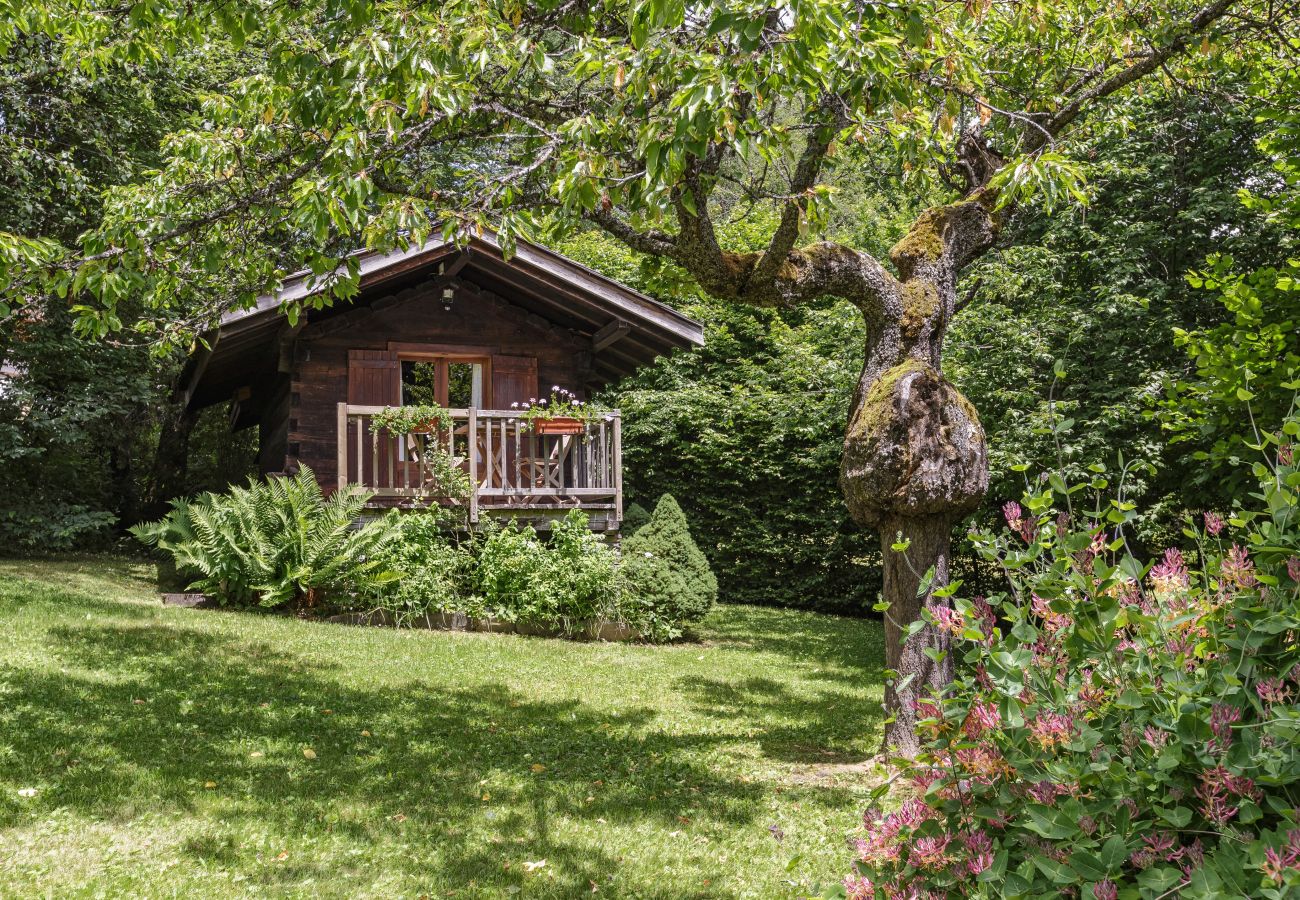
[0,0,1283,335]
[1,0,1294,752]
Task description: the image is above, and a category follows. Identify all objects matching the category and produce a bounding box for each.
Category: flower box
[532,416,585,435]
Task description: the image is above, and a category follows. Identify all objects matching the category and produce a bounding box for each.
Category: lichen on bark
[899,279,941,338]
[842,357,987,529]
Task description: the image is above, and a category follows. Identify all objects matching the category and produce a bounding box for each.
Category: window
[400,357,486,409]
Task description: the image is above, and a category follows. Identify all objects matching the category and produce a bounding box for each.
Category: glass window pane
[401,360,438,406]
[447,362,477,408]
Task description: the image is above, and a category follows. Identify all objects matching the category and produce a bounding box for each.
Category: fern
[131,466,399,609]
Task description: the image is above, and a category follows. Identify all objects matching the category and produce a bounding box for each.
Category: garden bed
[159,594,642,641]
[323,608,639,641]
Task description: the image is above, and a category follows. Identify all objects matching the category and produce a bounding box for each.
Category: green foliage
[371,405,453,436]
[364,509,475,624]
[1162,70,1300,492]
[0,0,1258,340]
[0,30,238,547]
[131,466,399,608]
[363,507,704,641]
[623,494,717,628]
[951,87,1291,552]
[621,502,651,535]
[842,406,1300,898]
[475,511,622,633]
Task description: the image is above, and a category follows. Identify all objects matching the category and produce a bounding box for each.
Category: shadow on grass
[702,604,885,683]
[676,675,885,765]
[0,606,867,897]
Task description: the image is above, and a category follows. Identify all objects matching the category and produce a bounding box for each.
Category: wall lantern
[441,286,455,312]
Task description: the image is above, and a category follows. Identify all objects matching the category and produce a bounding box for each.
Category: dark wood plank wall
[278,277,588,487]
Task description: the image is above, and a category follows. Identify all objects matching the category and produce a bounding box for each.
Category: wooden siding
[280,277,588,487]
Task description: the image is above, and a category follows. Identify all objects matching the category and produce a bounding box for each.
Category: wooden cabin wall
[281,278,589,488]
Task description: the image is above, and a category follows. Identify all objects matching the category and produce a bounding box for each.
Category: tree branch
[1029,0,1239,150]
[748,99,846,290]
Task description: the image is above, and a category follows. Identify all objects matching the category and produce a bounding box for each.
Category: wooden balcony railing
[336,403,622,524]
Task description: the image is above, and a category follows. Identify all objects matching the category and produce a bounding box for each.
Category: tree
[1,0,1291,753]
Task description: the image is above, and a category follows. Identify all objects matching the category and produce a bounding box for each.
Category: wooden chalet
[179,232,704,530]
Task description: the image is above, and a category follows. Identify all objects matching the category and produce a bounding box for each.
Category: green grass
[0,557,885,898]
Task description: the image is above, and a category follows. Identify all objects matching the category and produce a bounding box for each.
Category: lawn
[0,557,885,898]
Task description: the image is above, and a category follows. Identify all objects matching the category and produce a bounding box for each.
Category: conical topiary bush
[622,493,717,625]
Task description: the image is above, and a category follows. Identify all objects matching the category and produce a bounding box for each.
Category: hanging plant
[372,404,454,436]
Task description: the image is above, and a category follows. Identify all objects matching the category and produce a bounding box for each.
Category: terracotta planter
[532,416,585,435]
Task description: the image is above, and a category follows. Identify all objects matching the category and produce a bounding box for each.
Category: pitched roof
[185,231,704,409]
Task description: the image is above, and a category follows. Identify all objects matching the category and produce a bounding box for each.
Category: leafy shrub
[475,519,554,623]
[474,510,621,633]
[841,412,1300,898]
[618,552,692,642]
[623,494,717,626]
[131,466,399,609]
[365,508,476,624]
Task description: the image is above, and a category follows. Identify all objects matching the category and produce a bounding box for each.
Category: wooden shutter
[346,350,400,488]
[491,355,538,410]
[347,349,401,405]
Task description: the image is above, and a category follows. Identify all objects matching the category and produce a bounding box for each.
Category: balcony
[336,403,624,529]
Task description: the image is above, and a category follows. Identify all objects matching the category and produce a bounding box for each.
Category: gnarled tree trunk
[838,197,993,756]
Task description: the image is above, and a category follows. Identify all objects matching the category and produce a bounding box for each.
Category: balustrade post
[336,402,348,490]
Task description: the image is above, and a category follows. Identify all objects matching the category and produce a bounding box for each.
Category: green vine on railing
[371,405,454,436]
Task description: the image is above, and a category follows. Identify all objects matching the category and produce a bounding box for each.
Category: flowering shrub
[842,410,1300,898]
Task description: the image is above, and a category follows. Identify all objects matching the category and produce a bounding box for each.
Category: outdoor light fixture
[441,286,454,312]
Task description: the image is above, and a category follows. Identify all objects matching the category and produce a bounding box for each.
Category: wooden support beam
[276,319,307,374]
[592,319,632,352]
[177,339,215,409]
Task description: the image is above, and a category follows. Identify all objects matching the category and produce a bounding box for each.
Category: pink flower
[962,831,995,876]
[910,834,952,869]
[1093,880,1118,900]
[1003,500,1023,531]
[1260,831,1300,884]
[1149,547,1190,593]
[843,875,876,900]
[1002,501,1036,542]
[1257,677,1293,705]
[1027,780,1071,805]
[929,604,965,638]
[1287,556,1300,584]
[971,595,997,637]
[1196,766,1261,825]
[1143,725,1169,749]
[1280,443,1294,466]
[1028,711,1074,750]
[1221,544,1258,590]
[963,700,1000,738]
[1209,703,1241,753]
[1204,511,1225,535]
